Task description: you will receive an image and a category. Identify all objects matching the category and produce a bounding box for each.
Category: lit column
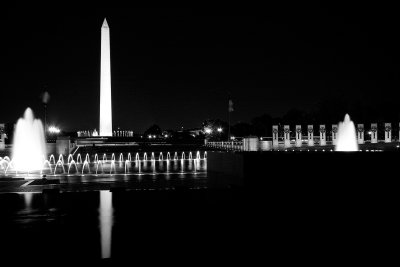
[307,125,314,146]
[272,125,279,148]
[385,123,392,143]
[100,18,113,136]
[295,125,302,147]
[357,124,364,144]
[319,125,326,146]
[0,124,5,150]
[332,124,338,145]
[371,123,378,143]
[284,125,291,148]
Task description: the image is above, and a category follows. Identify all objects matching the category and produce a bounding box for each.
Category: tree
[251,114,273,137]
[231,122,254,137]
[144,124,162,137]
[202,119,228,141]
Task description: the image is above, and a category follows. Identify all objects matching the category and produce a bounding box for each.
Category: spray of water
[12,108,46,172]
[335,114,359,152]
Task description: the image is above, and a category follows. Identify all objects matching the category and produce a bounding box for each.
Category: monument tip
[102,18,109,28]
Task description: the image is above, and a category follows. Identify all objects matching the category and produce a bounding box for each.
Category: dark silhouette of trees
[144,124,162,137]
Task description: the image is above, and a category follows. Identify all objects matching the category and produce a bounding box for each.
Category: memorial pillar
[332,124,338,145]
[357,124,364,144]
[319,125,326,146]
[284,125,291,148]
[385,123,392,143]
[295,125,302,147]
[272,125,279,148]
[371,123,378,144]
[308,125,314,146]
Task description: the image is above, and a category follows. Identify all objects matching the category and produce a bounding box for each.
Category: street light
[205,128,212,134]
[217,127,223,133]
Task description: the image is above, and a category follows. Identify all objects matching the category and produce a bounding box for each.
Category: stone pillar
[307,125,314,146]
[332,124,338,145]
[0,134,5,150]
[272,125,279,148]
[284,125,291,148]
[357,124,364,144]
[295,125,302,147]
[385,123,392,143]
[319,125,326,146]
[0,124,5,150]
[371,123,378,144]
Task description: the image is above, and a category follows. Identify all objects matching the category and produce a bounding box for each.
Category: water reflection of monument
[99,191,113,259]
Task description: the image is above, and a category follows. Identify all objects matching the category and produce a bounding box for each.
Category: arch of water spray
[0,151,207,177]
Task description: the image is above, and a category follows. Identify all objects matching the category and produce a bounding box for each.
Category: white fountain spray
[335,114,359,152]
[12,108,46,172]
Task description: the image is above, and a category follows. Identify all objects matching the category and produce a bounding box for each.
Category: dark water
[0,188,243,260]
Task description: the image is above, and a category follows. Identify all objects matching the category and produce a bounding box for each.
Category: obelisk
[100,18,112,136]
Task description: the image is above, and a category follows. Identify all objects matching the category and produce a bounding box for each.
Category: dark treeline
[210,97,400,138]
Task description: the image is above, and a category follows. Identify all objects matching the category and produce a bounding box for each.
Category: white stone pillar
[385,123,392,143]
[332,124,338,145]
[371,123,378,143]
[272,125,279,148]
[319,125,326,146]
[307,125,314,146]
[357,124,364,144]
[284,125,291,148]
[295,125,302,147]
[0,127,5,150]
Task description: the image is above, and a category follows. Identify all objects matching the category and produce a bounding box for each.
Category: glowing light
[217,128,223,133]
[48,126,61,134]
[164,135,168,138]
[148,135,152,139]
[205,128,212,134]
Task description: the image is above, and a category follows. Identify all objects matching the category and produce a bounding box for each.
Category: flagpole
[228,101,231,141]
[228,94,231,141]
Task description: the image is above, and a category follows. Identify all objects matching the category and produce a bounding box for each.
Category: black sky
[3,6,400,132]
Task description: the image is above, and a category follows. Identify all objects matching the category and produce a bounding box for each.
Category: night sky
[3,6,400,132]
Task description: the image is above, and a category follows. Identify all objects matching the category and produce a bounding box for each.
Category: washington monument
[100,18,112,136]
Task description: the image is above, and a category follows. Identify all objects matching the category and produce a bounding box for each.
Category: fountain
[2,149,207,176]
[12,108,46,172]
[335,114,359,152]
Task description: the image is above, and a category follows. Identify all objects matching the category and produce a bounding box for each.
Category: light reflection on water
[99,191,113,259]
[23,192,34,210]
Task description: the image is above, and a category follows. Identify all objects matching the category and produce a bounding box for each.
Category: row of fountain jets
[2,108,359,174]
[0,151,207,175]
